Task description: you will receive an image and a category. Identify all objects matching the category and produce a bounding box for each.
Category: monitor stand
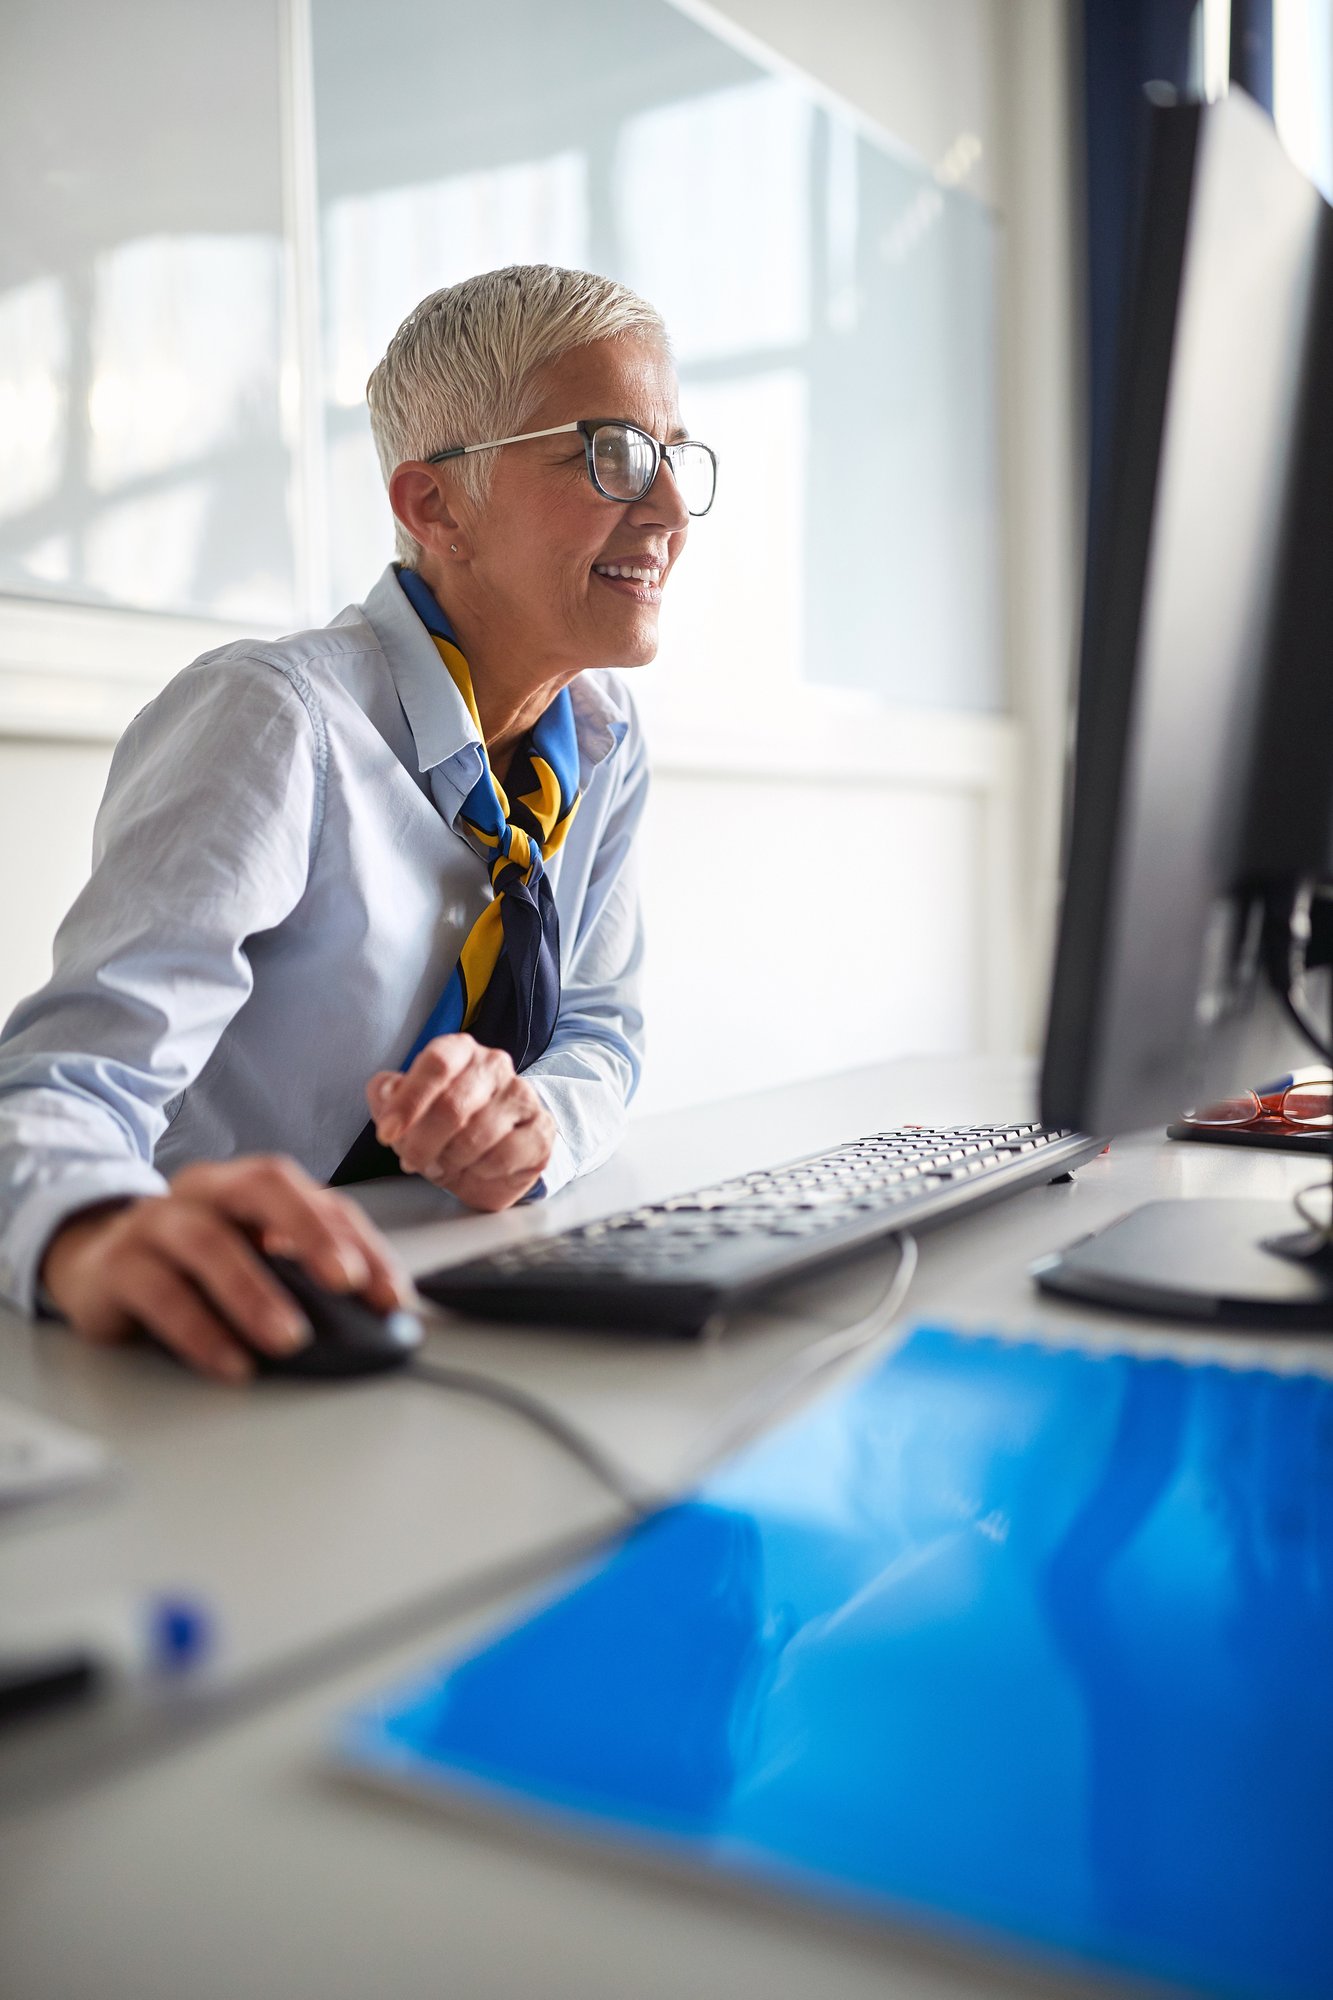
[1032,1197,1333,1329]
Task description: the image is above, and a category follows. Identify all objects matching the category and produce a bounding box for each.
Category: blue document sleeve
[340,1327,1333,1999]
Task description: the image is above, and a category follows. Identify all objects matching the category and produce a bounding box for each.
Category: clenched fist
[368,1034,555,1210]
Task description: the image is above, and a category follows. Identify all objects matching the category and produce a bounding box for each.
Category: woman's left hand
[367,1034,555,1209]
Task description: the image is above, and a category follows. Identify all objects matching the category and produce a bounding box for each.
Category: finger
[257,1188,406,1312]
[388,1048,514,1174]
[315,1193,410,1312]
[116,1254,254,1384]
[367,1070,398,1107]
[405,1080,528,1183]
[198,1159,372,1293]
[466,1105,555,1180]
[365,1070,403,1127]
[374,1037,479,1146]
[451,1116,555,1209]
[152,1211,314,1358]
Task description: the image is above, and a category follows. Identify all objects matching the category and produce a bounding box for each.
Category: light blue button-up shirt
[0,565,647,1313]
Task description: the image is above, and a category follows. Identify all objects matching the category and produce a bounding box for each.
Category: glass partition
[0,0,1002,712]
[0,0,296,625]
[311,0,1004,713]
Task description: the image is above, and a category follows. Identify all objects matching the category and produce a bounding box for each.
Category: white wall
[0,0,1080,1119]
[638,767,982,1113]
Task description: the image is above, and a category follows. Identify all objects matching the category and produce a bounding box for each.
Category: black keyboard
[417,1122,1105,1338]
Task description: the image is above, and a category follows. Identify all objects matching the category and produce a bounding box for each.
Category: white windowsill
[0,593,1016,792]
[0,595,269,742]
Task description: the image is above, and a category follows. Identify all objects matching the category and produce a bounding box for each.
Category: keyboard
[418,1122,1105,1337]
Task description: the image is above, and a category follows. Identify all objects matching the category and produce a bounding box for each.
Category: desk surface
[1,1055,1328,2000]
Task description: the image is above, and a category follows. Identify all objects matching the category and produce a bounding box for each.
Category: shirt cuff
[0,1163,168,1317]
[522,1121,578,1204]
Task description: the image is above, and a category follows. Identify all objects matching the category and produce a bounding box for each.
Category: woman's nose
[634,457,690,532]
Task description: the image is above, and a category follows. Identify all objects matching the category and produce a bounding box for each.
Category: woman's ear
[389,463,470,561]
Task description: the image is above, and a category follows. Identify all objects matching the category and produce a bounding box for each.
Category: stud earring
[450,543,458,553]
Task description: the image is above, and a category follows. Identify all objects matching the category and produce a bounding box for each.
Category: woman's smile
[591,552,668,602]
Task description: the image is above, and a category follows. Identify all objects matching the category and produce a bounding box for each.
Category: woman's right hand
[39,1156,409,1383]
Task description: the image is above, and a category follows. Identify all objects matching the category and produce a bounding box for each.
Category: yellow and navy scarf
[331,569,581,1185]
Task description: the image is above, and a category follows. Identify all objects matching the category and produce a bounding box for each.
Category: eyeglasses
[425,419,718,517]
[1182,1074,1333,1131]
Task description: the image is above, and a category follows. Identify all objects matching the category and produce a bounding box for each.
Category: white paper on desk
[0,1396,115,1507]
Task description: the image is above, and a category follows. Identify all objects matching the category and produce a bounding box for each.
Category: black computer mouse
[252,1253,424,1378]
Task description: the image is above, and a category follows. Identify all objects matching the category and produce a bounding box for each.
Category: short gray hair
[367,264,670,566]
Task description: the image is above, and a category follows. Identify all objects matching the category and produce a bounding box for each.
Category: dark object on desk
[1033,1198,1333,1328]
[1038,90,1333,1325]
[418,1123,1101,1337]
[253,1255,422,1377]
[0,1653,97,1728]
[1166,1120,1333,1154]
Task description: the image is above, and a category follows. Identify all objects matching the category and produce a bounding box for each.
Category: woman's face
[456,335,691,673]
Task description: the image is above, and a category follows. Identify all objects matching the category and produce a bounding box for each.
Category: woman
[0,265,716,1381]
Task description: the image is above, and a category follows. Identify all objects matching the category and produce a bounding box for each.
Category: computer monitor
[1037,87,1333,1326]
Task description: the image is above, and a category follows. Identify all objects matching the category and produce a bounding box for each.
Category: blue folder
[340,1327,1333,1998]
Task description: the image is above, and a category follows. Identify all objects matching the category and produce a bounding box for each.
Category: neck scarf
[330,568,581,1185]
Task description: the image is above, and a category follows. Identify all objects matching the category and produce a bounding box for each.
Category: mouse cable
[1282,989,1333,1066]
[404,1232,919,1524]
[1270,880,1333,1064]
[404,1357,664,1518]
[1292,1178,1333,1247]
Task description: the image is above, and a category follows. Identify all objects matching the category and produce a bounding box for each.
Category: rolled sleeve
[0,654,322,1313]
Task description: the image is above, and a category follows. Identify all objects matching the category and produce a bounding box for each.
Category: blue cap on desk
[147,1595,213,1674]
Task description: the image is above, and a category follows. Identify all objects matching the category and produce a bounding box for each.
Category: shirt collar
[358,562,633,799]
[359,563,480,778]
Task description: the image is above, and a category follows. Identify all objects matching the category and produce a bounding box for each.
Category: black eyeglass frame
[424,418,718,517]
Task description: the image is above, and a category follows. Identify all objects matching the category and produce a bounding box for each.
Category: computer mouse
[252,1253,424,1378]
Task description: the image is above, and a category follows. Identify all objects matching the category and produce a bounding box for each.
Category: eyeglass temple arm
[425,423,582,467]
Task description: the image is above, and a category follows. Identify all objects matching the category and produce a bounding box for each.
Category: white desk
[1,1056,1328,2000]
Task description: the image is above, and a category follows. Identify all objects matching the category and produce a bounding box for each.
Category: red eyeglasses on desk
[1169,1069,1333,1151]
